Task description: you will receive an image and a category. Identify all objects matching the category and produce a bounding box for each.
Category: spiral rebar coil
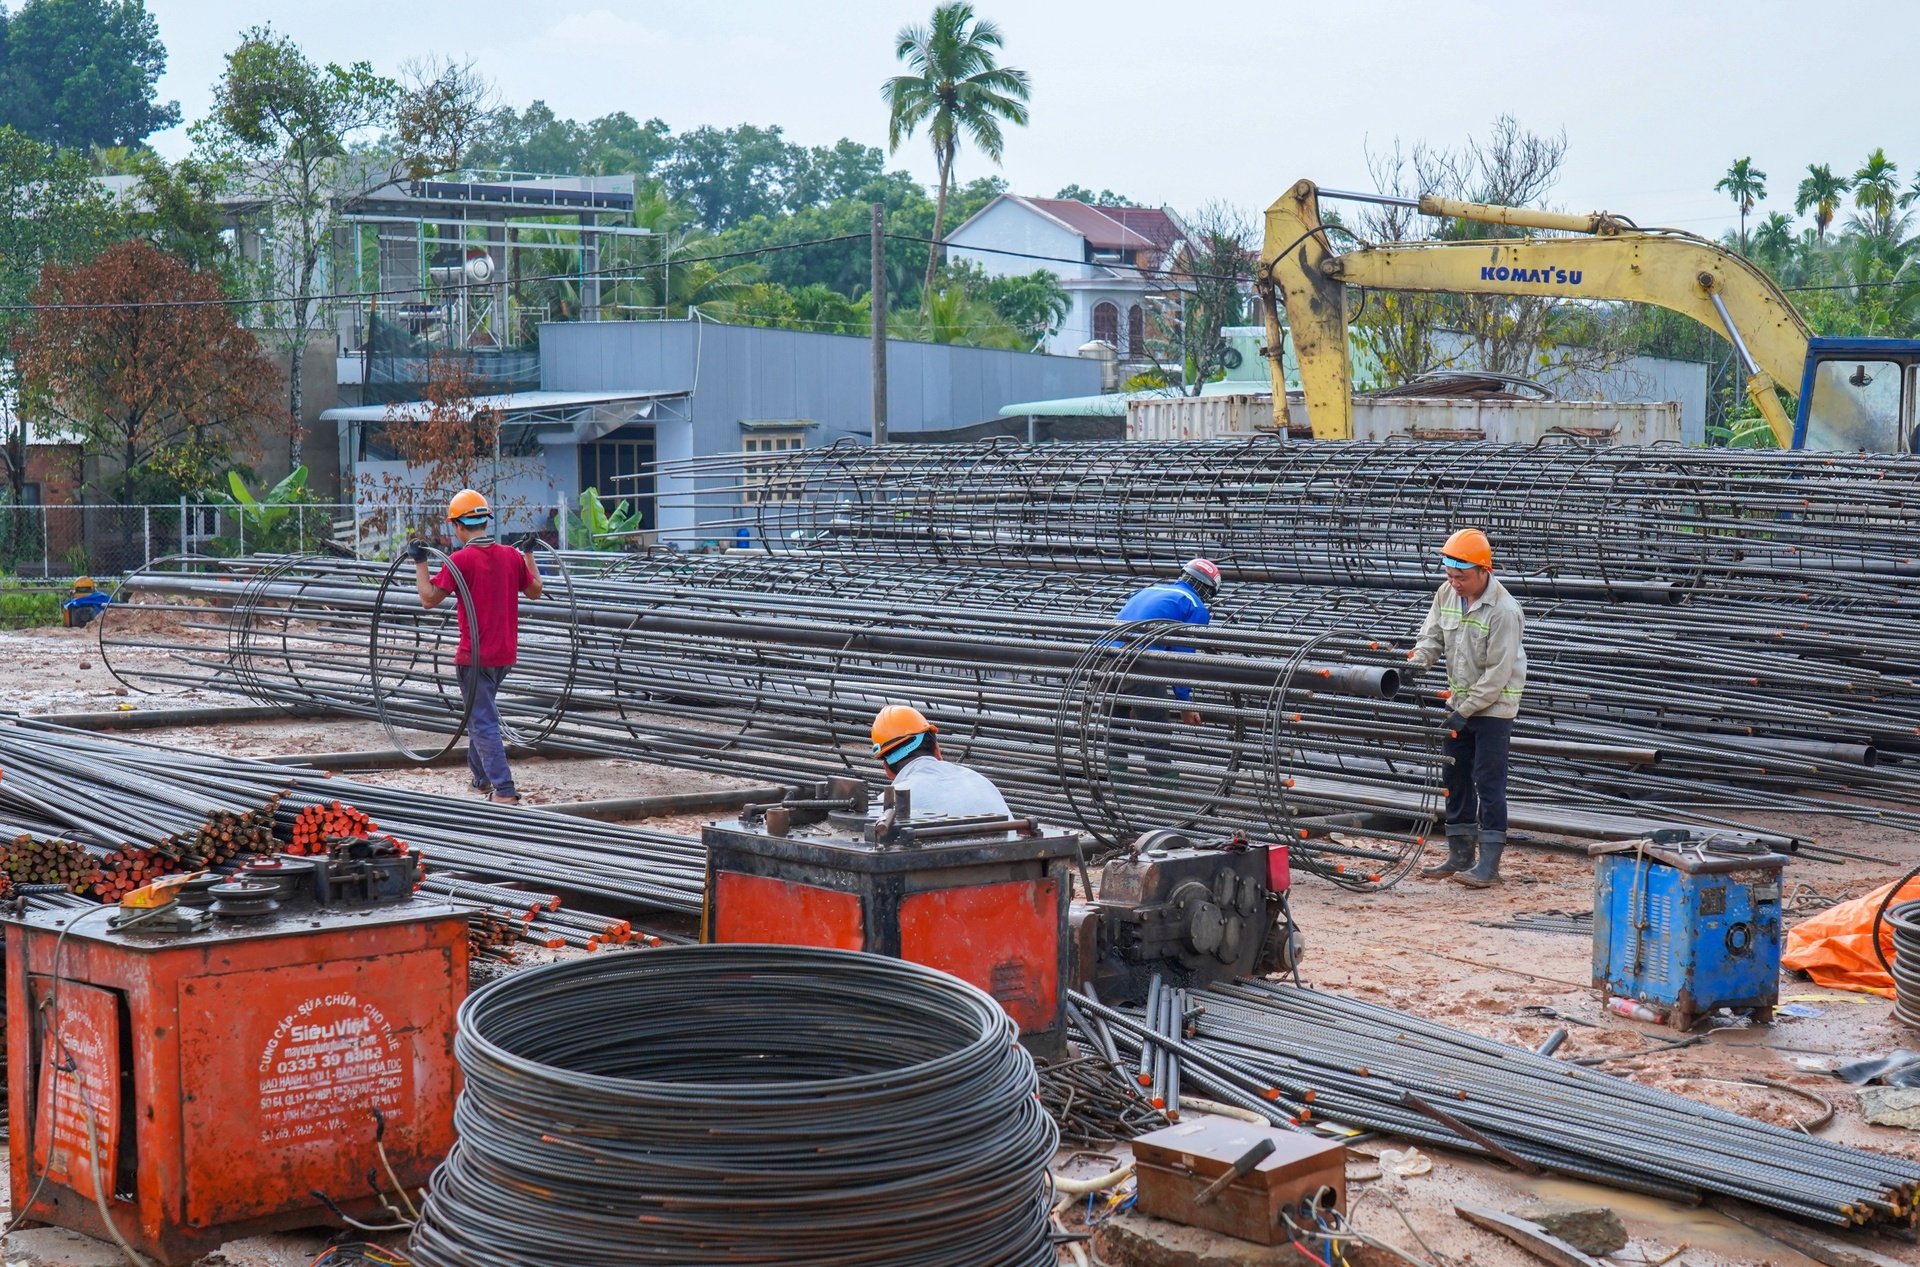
[409,945,1058,1267]
[1889,900,1920,1028]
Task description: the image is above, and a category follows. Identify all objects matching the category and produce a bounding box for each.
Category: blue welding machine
[1591,839,1788,1031]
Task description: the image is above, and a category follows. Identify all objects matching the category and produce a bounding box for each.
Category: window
[742,429,806,503]
[579,424,654,528]
[1092,302,1119,348]
[1127,305,1145,359]
[1803,359,1908,452]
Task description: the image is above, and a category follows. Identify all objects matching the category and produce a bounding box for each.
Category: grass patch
[0,579,65,628]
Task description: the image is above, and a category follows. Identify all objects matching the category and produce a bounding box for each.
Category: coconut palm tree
[1750,211,1795,270]
[883,3,1031,303]
[1715,157,1767,255]
[1793,163,1851,242]
[1852,148,1901,238]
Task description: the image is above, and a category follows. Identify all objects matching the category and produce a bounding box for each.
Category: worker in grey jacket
[1405,528,1527,888]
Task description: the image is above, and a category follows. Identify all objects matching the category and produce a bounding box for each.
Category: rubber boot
[1451,833,1505,888]
[1420,831,1475,879]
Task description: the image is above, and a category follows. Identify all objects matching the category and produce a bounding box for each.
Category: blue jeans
[457,664,515,797]
[1444,714,1511,837]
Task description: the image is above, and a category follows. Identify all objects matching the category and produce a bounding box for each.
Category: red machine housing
[703,802,1081,1054]
[5,900,467,1265]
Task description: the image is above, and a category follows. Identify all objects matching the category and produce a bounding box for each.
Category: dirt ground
[5,626,1920,1266]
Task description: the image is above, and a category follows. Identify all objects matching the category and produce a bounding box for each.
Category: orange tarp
[1781,877,1920,997]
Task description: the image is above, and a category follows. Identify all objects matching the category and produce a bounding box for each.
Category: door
[578,424,655,530]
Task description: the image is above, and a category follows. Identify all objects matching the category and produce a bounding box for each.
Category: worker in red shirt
[411,490,543,804]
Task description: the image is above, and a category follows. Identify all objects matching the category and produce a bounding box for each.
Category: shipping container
[1124,393,1683,445]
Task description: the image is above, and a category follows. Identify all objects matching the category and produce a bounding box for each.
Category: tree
[0,0,178,149]
[1750,211,1795,268]
[660,123,805,228]
[1851,148,1901,239]
[390,54,496,180]
[17,240,281,502]
[1715,156,1767,255]
[1353,117,1582,386]
[356,354,529,541]
[1053,184,1132,206]
[1148,201,1255,394]
[1794,163,1851,242]
[194,26,397,470]
[0,125,118,505]
[883,2,1031,302]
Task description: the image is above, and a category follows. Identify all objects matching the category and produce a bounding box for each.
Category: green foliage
[1715,156,1767,252]
[1707,408,1780,450]
[1053,184,1133,206]
[568,487,641,550]
[0,0,179,149]
[213,466,329,553]
[892,286,1026,349]
[0,578,60,628]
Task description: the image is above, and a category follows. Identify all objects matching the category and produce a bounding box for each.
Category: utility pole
[870,202,888,445]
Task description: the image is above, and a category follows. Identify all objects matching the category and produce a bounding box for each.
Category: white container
[1125,394,1273,442]
[1288,396,1683,445]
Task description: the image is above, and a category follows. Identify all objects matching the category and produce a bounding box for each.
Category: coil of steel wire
[1887,900,1920,1028]
[409,945,1058,1267]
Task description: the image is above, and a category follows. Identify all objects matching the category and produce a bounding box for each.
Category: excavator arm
[1258,178,1813,445]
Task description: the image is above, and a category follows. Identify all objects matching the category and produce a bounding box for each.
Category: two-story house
[945,195,1187,364]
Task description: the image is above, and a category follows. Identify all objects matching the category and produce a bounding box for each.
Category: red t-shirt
[432,543,533,666]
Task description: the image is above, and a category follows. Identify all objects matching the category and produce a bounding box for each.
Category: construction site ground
[4,625,1919,1266]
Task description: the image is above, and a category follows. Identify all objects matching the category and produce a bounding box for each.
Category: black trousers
[1443,714,1512,836]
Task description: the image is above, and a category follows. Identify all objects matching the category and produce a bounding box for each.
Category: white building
[945,195,1188,363]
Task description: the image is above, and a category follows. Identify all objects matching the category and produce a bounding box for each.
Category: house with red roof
[945,195,1189,364]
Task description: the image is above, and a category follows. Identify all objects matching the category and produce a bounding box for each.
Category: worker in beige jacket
[1405,528,1527,888]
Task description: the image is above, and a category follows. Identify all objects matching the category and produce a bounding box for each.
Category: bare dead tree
[1352,116,1635,389]
[391,55,499,182]
[1145,201,1257,396]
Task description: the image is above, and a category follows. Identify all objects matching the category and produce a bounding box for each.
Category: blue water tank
[1591,841,1788,1030]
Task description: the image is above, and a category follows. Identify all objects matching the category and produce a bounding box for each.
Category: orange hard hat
[1440,528,1493,570]
[446,489,491,523]
[871,704,936,759]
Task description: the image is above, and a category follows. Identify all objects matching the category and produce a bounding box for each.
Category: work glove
[1444,710,1468,735]
[511,532,541,552]
[406,540,432,565]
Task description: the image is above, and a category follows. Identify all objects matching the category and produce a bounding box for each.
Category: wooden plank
[1453,1204,1605,1267]
[1708,1199,1915,1267]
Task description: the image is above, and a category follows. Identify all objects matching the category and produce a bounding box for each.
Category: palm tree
[1852,148,1901,238]
[883,3,1031,303]
[1750,211,1794,268]
[1900,172,1920,212]
[1793,163,1851,241]
[1715,157,1767,255]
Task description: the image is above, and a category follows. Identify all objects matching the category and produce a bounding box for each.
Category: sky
[142,0,1920,238]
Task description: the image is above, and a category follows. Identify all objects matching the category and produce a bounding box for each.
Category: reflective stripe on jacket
[1408,576,1527,719]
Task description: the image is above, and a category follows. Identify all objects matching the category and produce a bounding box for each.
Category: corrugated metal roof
[998,380,1272,418]
[320,389,684,424]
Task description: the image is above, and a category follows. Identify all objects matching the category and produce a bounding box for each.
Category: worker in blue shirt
[1109,558,1221,782]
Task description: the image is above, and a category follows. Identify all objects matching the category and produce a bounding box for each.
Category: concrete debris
[1855,1086,1920,1129]
[1526,1204,1629,1256]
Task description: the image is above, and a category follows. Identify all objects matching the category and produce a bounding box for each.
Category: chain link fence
[0,501,546,578]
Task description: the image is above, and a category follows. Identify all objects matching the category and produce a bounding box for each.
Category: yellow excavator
[1257,179,1920,451]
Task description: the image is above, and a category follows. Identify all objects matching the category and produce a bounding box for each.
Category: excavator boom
[1259,179,1814,445]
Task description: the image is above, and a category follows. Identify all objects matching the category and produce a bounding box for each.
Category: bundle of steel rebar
[103,554,1446,884]
[1888,900,1920,1029]
[274,777,708,914]
[1073,979,1920,1228]
[408,945,1058,1267]
[654,440,1920,601]
[1036,1052,1169,1144]
[97,549,1919,863]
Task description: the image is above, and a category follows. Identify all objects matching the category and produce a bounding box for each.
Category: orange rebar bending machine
[4,861,467,1265]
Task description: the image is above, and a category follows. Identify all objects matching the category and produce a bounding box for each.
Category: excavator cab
[1792,338,1920,453]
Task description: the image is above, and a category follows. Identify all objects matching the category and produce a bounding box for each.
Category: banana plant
[214,466,315,552]
[567,486,642,550]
